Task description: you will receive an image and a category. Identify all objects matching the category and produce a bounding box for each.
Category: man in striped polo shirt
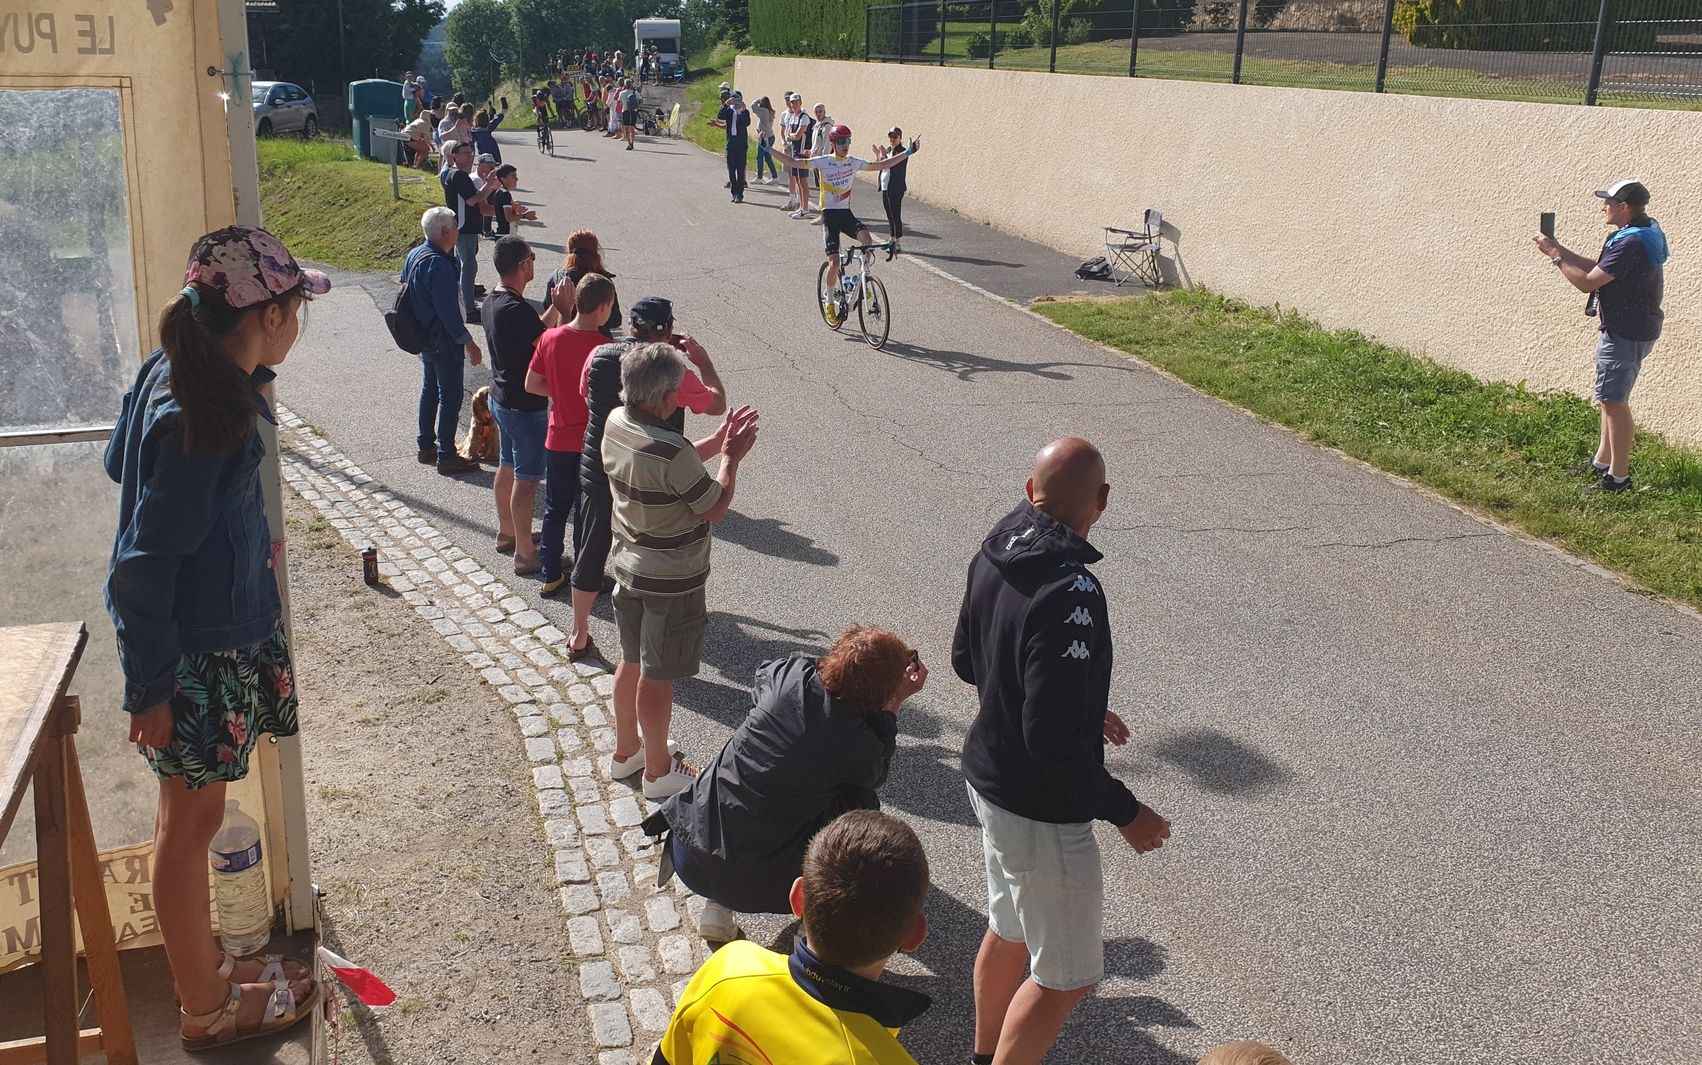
[603,343,760,800]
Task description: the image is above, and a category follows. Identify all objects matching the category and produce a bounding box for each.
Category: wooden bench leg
[64,733,137,1065]
[31,736,76,1065]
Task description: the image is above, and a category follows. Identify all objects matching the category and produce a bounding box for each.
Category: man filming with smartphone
[1533,179,1669,493]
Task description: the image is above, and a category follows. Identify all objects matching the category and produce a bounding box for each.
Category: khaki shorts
[612,585,707,681]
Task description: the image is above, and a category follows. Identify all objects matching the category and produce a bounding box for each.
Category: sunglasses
[907,649,921,670]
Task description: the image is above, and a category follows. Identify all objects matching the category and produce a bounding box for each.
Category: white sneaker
[809,215,824,226]
[789,209,808,219]
[606,738,679,780]
[641,753,699,800]
[697,900,738,943]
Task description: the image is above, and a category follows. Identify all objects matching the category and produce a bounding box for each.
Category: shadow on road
[879,339,1152,384]
[1148,727,1294,797]
[673,612,833,725]
[913,251,1025,269]
[715,510,840,566]
[883,742,979,828]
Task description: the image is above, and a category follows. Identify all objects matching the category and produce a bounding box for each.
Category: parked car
[253,81,318,137]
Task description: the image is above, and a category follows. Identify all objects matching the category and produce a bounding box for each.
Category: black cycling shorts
[821,208,866,255]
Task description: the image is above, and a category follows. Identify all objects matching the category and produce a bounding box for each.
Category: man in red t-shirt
[526,275,616,595]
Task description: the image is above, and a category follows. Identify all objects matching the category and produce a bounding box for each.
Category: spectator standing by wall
[483,235,572,574]
[751,96,779,185]
[708,90,752,203]
[403,207,484,474]
[875,126,910,252]
[106,225,328,1051]
[953,437,1172,1065]
[1533,179,1668,493]
[780,93,814,216]
[806,102,835,224]
[438,140,491,324]
[603,343,758,800]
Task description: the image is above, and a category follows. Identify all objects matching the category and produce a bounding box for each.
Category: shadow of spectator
[880,742,978,828]
[671,612,833,725]
[1147,727,1293,797]
[715,510,839,566]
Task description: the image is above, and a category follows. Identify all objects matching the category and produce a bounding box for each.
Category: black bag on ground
[1075,255,1112,281]
[385,249,434,353]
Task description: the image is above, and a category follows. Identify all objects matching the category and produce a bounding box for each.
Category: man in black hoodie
[952,437,1172,1065]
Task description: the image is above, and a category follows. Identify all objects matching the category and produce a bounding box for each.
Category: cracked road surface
[280,127,1701,1064]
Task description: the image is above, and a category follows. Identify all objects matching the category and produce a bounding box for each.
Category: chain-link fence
[864,0,1702,109]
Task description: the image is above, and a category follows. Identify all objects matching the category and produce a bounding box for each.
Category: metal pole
[1128,0,1140,76]
[940,0,947,65]
[1049,0,1061,72]
[337,0,347,92]
[1584,0,1615,105]
[1374,0,1396,91]
[866,7,872,61]
[989,0,998,69]
[1231,0,1250,83]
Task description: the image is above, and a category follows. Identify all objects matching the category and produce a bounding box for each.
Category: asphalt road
[281,125,1702,1064]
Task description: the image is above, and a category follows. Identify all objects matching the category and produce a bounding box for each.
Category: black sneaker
[1571,460,1608,478]
[437,455,480,476]
[417,447,437,465]
[1583,474,1633,494]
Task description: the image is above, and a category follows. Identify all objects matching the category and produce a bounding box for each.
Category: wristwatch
[1551,256,1564,268]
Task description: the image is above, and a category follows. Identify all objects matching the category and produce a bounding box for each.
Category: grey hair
[421,206,458,242]
[620,343,687,409]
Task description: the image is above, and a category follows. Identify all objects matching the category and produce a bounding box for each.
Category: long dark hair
[158,282,299,454]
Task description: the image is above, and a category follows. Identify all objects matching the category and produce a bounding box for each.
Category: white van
[633,18,683,79]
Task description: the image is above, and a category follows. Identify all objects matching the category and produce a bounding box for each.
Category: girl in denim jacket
[105,226,328,1052]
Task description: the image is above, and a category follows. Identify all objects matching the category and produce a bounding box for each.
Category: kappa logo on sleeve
[1065,606,1094,626]
[1067,574,1097,594]
[1060,641,1091,660]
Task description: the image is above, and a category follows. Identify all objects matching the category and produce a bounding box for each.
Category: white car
[253,81,318,137]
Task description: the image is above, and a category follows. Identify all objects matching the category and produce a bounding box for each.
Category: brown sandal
[180,971,321,1052]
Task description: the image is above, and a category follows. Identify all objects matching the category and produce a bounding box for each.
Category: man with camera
[1534,180,1669,493]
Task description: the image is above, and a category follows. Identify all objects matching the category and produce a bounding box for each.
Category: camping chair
[1104,209,1164,288]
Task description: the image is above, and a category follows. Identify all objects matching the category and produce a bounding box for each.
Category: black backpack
[1075,255,1112,281]
[385,248,437,354]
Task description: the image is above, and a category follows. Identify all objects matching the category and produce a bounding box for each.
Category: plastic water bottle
[209,800,271,957]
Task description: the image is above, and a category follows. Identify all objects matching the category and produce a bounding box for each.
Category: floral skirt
[140,628,300,790]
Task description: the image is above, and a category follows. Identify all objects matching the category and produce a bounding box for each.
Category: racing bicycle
[817,240,897,350]
[535,109,553,154]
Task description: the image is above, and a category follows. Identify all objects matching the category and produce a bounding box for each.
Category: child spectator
[653,810,933,1065]
[487,164,537,236]
[1199,1042,1293,1065]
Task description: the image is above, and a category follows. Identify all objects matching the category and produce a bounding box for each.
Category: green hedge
[1393,0,1662,51]
[751,0,869,58]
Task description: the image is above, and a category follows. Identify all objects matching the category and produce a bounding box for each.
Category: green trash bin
[348,79,404,158]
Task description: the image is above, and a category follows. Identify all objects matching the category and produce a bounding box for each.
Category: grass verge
[683,41,752,161]
[258,137,435,273]
[1033,289,1702,610]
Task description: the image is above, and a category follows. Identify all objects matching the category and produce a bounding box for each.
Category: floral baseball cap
[184,225,331,309]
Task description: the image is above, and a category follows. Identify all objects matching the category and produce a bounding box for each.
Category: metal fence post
[1128,0,1140,77]
[1585,0,1615,105]
[866,7,872,61]
[1232,0,1251,84]
[899,1,906,63]
[940,0,947,65]
[1374,0,1396,91]
[1049,0,1061,72]
[989,0,998,69]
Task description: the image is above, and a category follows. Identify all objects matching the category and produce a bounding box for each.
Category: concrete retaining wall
[736,55,1700,445]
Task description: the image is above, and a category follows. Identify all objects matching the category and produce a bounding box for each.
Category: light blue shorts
[967,783,1105,990]
[1595,332,1654,404]
[488,398,548,481]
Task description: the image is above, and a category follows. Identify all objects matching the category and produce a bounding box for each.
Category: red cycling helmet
[829,123,851,142]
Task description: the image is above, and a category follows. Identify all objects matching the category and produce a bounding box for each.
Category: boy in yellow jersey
[652,810,931,1065]
[791,124,920,325]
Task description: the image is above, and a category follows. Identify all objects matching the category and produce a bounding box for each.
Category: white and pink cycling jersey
[803,154,869,211]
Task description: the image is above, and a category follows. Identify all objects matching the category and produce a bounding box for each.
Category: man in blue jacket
[952,437,1171,1065]
[403,206,484,475]
[1533,179,1669,493]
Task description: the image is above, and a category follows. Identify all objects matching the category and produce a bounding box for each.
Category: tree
[444,0,515,102]
[248,0,444,92]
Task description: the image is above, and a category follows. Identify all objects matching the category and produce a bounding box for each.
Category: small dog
[460,386,501,464]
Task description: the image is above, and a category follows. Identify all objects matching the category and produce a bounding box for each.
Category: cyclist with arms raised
[793,123,919,325]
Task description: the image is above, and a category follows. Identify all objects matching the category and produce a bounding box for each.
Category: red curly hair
[817,626,909,716]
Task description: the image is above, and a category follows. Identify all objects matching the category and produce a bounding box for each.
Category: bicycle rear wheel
[857,275,890,349]
[816,261,844,332]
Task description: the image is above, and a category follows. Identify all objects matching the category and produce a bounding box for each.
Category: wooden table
[0,623,136,1065]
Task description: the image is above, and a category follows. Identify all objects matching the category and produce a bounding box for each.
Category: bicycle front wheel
[816,261,844,332]
[857,275,890,350]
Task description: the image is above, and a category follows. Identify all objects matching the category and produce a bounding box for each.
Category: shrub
[1393,0,1660,51]
[1064,16,1094,43]
[966,30,994,57]
[1004,22,1035,46]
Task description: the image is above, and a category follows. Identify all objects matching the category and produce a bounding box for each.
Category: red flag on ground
[317,946,398,1010]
